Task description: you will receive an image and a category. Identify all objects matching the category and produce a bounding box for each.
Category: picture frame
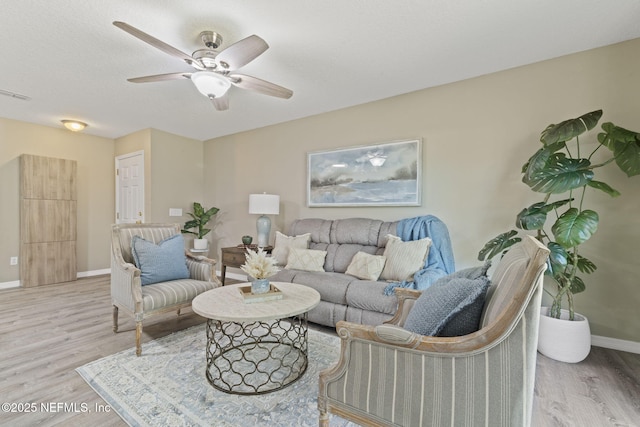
[307,139,422,207]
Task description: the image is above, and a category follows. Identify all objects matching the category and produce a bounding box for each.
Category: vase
[538,307,591,363]
[251,278,270,294]
[242,235,253,246]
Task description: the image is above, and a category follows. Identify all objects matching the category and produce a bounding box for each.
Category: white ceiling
[1,0,639,141]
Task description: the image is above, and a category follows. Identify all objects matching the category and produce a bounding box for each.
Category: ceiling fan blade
[215,35,269,70]
[229,74,293,99]
[113,21,196,66]
[127,72,192,83]
[210,94,229,111]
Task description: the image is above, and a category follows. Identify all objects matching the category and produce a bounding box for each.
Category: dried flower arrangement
[240,247,279,280]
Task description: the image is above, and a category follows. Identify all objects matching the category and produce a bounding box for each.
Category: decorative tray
[238,284,283,303]
[237,244,260,249]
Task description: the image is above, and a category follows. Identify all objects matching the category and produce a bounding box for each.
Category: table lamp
[248,193,280,247]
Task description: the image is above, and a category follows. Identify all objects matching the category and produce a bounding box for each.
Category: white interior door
[115,151,145,224]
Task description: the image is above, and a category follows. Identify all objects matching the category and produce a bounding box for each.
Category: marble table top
[192,282,321,322]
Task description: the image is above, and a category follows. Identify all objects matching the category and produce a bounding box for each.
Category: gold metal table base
[204,315,309,395]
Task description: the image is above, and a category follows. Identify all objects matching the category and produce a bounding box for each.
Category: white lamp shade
[249,194,280,215]
[190,71,231,98]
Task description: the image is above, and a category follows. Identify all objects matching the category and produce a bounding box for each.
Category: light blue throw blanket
[383,215,455,295]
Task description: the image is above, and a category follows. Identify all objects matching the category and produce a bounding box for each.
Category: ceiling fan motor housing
[200,31,222,49]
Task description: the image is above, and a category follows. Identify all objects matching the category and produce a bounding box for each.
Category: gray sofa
[269,216,454,327]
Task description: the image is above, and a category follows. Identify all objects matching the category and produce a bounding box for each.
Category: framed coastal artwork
[307,139,422,207]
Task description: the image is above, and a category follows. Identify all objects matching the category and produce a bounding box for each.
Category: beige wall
[114,128,205,244]
[203,38,640,342]
[0,118,114,282]
[148,129,205,244]
[0,124,205,284]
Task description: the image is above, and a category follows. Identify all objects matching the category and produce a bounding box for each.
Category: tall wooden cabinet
[20,154,77,287]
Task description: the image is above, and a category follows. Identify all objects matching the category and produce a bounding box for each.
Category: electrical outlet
[10,256,18,266]
[169,208,183,217]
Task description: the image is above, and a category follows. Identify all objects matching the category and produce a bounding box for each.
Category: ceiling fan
[113,21,293,111]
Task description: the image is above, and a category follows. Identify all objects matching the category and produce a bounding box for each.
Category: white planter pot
[538,307,591,363]
[193,238,208,250]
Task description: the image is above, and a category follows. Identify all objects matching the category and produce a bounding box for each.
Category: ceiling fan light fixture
[190,71,230,98]
[61,120,88,132]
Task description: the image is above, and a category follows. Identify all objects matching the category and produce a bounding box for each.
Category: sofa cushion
[272,231,311,265]
[326,243,380,273]
[330,218,384,245]
[285,248,327,272]
[274,271,352,305]
[289,218,333,244]
[141,278,216,311]
[131,234,189,286]
[403,275,491,336]
[379,235,431,282]
[346,280,399,315]
[345,251,387,281]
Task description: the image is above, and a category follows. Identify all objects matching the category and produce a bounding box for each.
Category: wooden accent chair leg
[135,321,143,357]
[112,305,119,333]
[319,409,329,427]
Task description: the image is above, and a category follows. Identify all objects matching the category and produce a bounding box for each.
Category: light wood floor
[1,276,639,427]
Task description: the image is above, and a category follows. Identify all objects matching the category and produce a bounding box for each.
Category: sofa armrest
[185,253,221,285]
[110,253,143,313]
[335,313,518,356]
[374,324,423,347]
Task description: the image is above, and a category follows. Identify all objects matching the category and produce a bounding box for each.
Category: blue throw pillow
[131,234,189,286]
[403,275,491,337]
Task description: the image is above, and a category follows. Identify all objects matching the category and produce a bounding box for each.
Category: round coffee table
[192,281,320,395]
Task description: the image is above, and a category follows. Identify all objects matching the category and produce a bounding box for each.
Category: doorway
[115,151,145,224]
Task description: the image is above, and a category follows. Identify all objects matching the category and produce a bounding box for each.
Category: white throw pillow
[345,251,387,281]
[285,247,327,272]
[379,234,431,282]
[272,231,311,265]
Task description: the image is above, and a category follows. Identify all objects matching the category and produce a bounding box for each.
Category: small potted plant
[181,202,219,250]
[240,247,279,294]
[478,110,640,362]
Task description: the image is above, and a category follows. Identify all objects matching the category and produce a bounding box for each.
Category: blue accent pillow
[403,274,491,337]
[131,234,189,286]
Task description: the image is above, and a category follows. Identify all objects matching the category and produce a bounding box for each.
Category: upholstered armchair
[110,223,221,356]
[319,235,549,427]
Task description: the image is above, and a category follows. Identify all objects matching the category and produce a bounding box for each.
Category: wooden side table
[220,245,273,285]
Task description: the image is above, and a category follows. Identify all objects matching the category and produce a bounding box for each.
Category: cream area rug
[76,324,356,427]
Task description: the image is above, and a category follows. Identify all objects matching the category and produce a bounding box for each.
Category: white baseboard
[0,269,110,289]
[77,268,111,278]
[0,280,20,289]
[591,335,640,354]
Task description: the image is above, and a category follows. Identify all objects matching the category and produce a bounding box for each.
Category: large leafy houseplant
[181,202,219,239]
[479,110,640,320]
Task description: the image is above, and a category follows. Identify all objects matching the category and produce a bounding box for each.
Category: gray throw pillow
[432,260,491,284]
[131,234,190,286]
[403,275,491,336]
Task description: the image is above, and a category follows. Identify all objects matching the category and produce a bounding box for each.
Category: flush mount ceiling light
[61,120,88,132]
[190,71,231,99]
